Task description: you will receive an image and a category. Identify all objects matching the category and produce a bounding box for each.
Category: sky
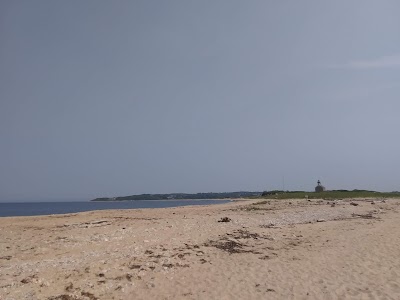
[1,1,400,201]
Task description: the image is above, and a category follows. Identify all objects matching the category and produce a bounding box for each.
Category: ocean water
[0,200,230,217]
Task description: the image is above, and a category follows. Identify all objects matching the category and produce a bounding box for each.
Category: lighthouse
[315,180,326,192]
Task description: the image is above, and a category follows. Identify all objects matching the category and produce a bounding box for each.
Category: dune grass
[259,190,400,200]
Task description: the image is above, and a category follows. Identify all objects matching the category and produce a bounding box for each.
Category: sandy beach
[1,198,399,300]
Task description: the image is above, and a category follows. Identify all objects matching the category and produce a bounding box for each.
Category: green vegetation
[92,190,400,202]
[260,190,400,200]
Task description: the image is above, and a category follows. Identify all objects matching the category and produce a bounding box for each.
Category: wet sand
[1,198,399,300]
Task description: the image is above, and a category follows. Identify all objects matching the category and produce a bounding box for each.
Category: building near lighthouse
[315,180,326,192]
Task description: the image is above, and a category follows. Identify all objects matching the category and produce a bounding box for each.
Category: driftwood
[351,213,376,219]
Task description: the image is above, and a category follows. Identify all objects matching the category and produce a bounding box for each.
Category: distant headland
[92,188,400,202]
[91,191,261,201]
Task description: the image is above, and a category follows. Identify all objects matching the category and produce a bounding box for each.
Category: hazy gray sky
[1,0,400,201]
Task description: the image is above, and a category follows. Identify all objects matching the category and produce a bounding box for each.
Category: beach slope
[1,198,399,299]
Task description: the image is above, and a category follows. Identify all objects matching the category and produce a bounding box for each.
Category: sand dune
[1,198,399,299]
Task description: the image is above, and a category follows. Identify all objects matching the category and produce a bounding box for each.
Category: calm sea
[0,200,230,217]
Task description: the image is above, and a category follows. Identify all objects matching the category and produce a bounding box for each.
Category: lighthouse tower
[315,180,326,192]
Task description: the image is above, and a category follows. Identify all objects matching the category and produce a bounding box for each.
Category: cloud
[330,54,400,70]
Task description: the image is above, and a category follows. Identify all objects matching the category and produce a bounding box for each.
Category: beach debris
[218,217,231,223]
[20,274,37,284]
[259,255,274,260]
[351,213,376,219]
[58,220,111,229]
[209,240,244,253]
[350,202,359,206]
[232,229,261,240]
[48,295,79,300]
[317,219,326,222]
[260,223,278,229]
[205,228,273,254]
[81,291,99,300]
[204,236,245,254]
[128,264,141,270]
[90,220,109,225]
[65,283,74,292]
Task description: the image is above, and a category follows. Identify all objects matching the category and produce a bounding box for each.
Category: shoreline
[0,199,235,219]
[90,198,235,202]
[1,198,399,299]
